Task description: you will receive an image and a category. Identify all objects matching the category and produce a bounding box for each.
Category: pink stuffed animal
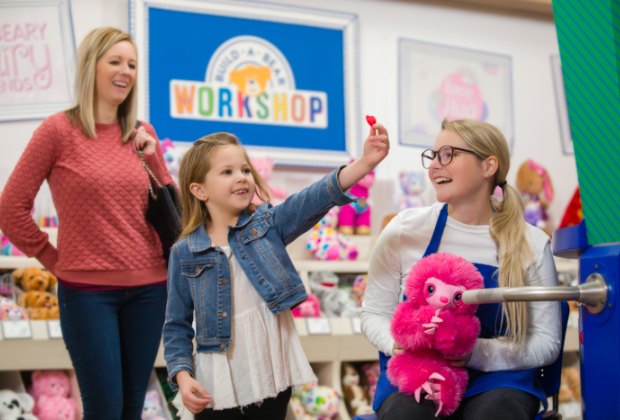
[388,253,483,417]
[30,370,74,418]
[337,169,374,235]
[291,293,322,318]
[250,156,287,205]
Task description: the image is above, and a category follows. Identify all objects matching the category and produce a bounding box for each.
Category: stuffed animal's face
[19,291,58,309]
[13,268,57,292]
[406,253,483,316]
[31,370,71,398]
[423,278,465,310]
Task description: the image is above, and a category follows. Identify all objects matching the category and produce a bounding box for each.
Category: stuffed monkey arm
[391,302,438,351]
[433,312,481,358]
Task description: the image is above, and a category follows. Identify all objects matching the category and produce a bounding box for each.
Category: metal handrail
[462,273,608,314]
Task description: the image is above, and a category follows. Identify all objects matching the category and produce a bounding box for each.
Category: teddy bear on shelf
[341,363,373,417]
[13,267,57,293]
[250,156,288,206]
[0,389,37,420]
[388,253,483,417]
[160,137,186,185]
[18,290,59,320]
[338,169,374,235]
[29,370,76,419]
[516,159,554,235]
[398,170,427,210]
[306,207,358,261]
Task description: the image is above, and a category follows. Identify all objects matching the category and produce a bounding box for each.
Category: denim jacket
[163,168,353,387]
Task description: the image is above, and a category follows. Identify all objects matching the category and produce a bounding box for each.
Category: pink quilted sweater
[0,112,173,287]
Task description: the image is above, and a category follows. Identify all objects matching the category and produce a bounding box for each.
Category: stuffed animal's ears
[46,271,58,287]
[12,268,25,285]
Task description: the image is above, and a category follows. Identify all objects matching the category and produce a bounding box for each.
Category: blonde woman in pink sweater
[0,27,173,419]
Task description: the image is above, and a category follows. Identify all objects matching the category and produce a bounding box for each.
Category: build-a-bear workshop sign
[136,2,359,167]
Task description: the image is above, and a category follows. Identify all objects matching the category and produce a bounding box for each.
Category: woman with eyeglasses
[361,119,561,420]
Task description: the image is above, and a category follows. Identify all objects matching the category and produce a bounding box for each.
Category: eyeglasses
[421,145,483,169]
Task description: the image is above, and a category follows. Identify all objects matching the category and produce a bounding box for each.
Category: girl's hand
[362,123,390,169]
[393,341,405,356]
[132,125,157,155]
[446,351,473,367]
[177,371,211,414]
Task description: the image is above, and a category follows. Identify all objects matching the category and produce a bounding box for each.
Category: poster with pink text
[399,39,513,149]
[0,0,75,121]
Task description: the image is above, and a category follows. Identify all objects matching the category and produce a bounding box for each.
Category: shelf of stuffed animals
[0,228,58,269]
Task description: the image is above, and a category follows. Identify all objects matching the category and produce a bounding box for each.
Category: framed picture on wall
[551,54,573,155]
[0,0,75,121]
[130,0,360,167]
[398,39,514,150]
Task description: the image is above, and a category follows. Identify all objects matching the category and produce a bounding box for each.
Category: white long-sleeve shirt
[361,203,561,372]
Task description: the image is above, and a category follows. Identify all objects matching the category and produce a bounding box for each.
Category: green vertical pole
[553,0,620,245]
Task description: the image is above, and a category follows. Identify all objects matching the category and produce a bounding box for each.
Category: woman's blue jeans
[58,282,167,419]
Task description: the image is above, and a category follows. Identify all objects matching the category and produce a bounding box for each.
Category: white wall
[0,0,577,234]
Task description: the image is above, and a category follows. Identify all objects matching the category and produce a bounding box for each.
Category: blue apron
[372,204,546,412]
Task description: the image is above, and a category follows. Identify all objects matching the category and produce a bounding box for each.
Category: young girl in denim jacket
[164,126,389,419]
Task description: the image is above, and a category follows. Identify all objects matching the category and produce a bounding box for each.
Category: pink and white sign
[0,0,74,121]
[399,39,513,148]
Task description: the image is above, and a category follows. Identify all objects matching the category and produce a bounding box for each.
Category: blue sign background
[147,7,346,152]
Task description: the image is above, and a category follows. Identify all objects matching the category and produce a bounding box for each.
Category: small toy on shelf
[291,293,322,318]
[351,274,367,306]
[291,384,341,420]
[388,253,483,417]
[0,296,29,320]
[250,156,287,205]
[398,170,427,210]
[516,159,554,235]
[341,362,373,417]
[142,389,167,420]
[0,389,37,420]
[362,361,380,403]
[306,207,358,261]
[309,271,360,318]
[337,169,375,236]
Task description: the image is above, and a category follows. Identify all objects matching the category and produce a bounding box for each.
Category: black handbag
[137,150,181,263]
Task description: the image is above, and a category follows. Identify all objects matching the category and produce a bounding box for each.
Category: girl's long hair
[177,133,271,239]
[442,119,531,345]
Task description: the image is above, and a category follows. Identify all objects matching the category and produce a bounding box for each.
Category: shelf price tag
[47,320,63,339]
[2,320,32,339]
[306,317,331,335]
[351,317,362,334]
